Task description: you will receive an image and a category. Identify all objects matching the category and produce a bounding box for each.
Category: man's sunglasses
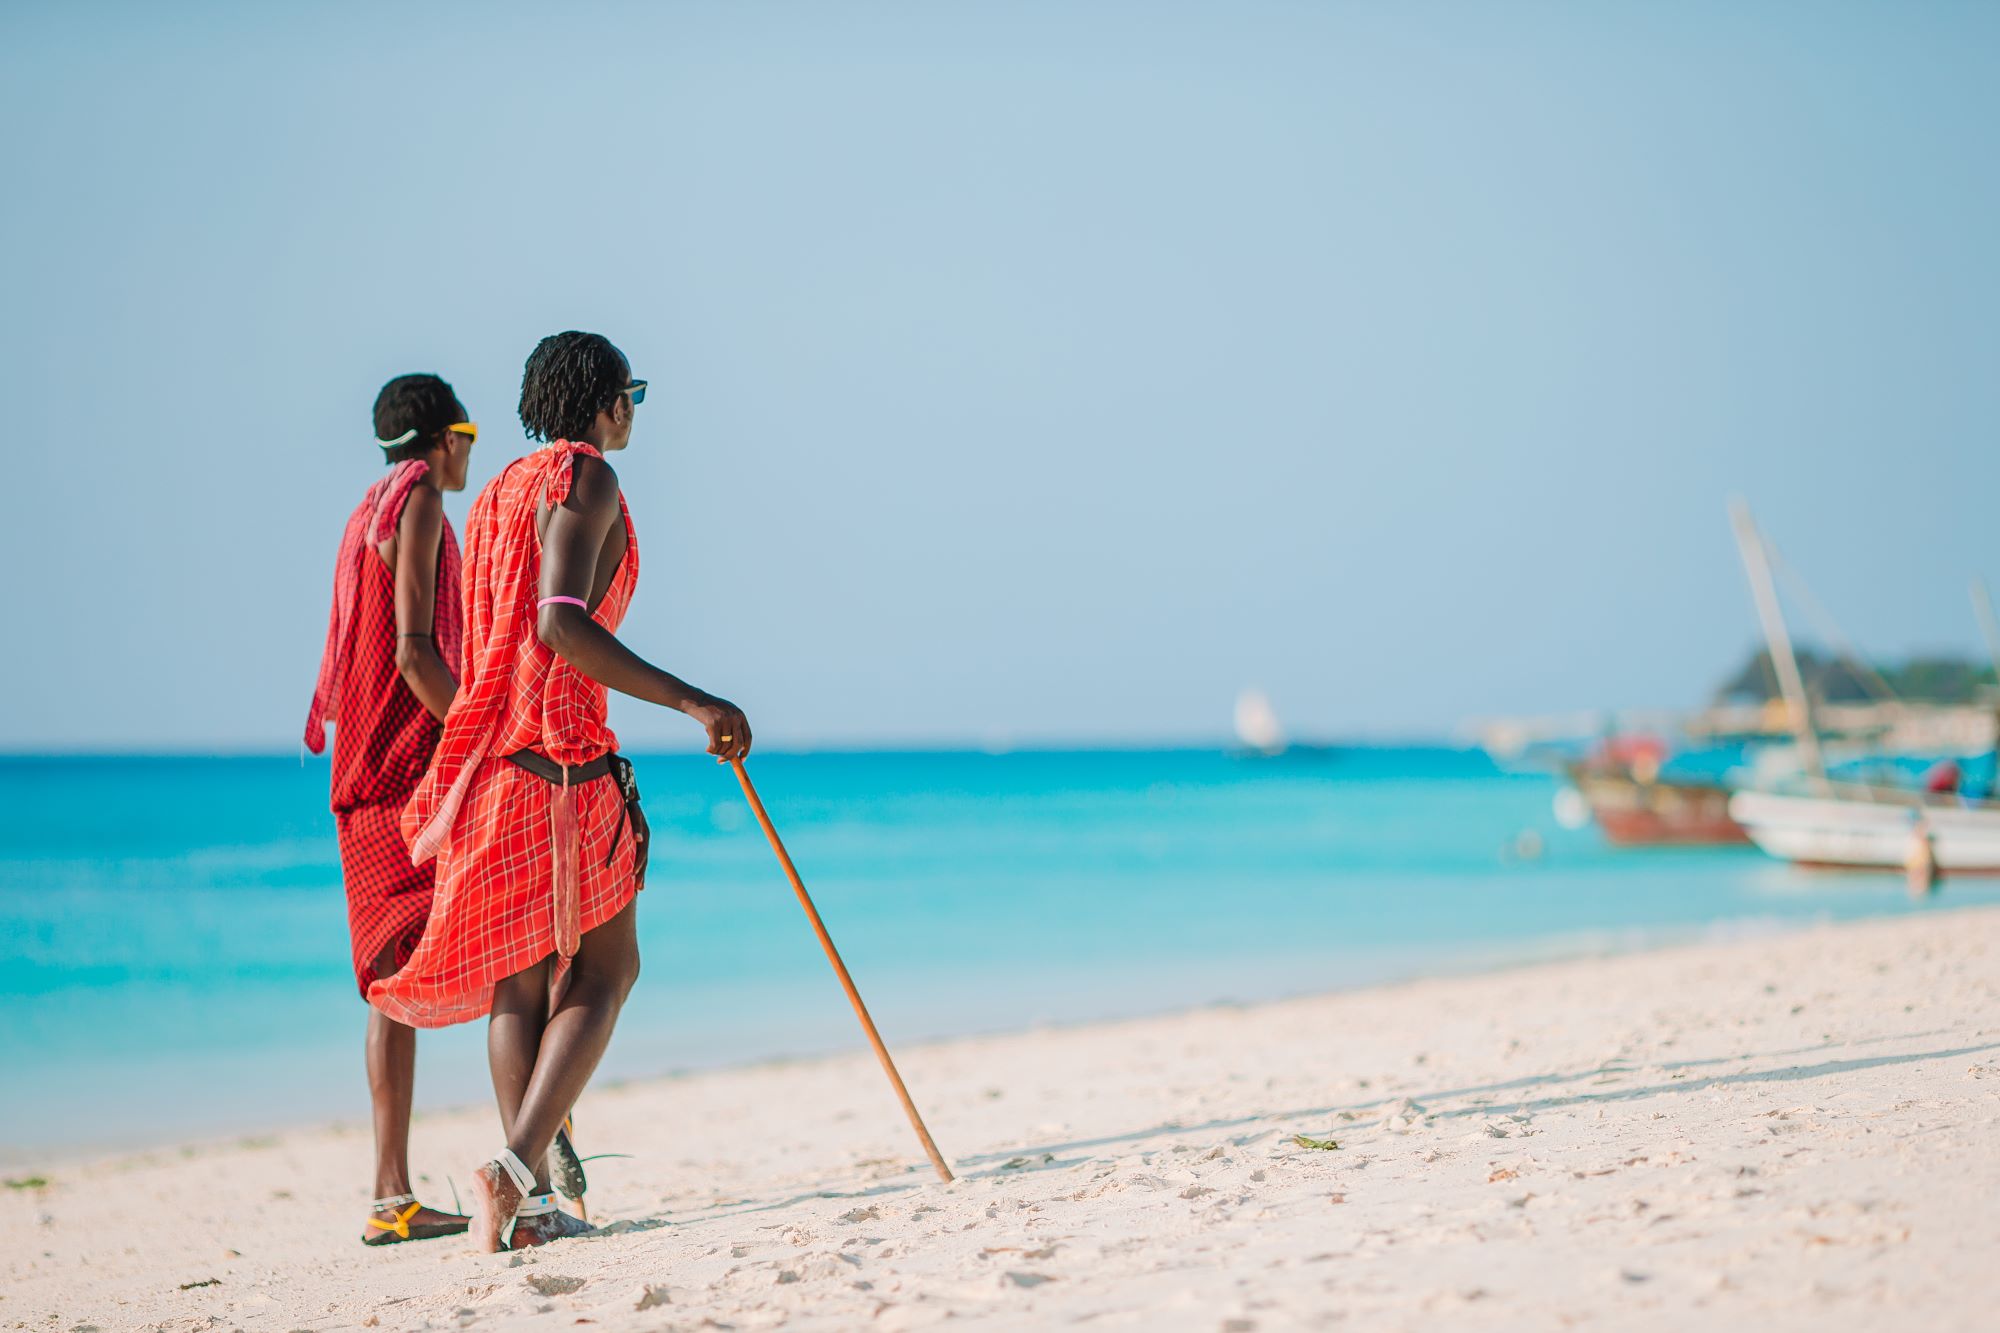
[625,380,648,406]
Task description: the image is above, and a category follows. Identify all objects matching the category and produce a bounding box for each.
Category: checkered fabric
[337,800,436,995]
[304,460,462,757]
[373,443,642,1030]
[303,464,463,994]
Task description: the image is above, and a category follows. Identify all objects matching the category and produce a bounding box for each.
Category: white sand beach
[6,906,1998,1332]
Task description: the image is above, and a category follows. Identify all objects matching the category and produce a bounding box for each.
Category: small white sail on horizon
[1234,688,1286,756]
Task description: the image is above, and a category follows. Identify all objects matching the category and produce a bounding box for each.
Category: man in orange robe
[375,332,751,1251]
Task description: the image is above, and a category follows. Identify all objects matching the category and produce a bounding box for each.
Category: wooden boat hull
[1567,767,1750,846]
[1728,790,2000,872]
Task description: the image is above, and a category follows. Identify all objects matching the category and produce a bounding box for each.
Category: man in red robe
[305,373,475,1245]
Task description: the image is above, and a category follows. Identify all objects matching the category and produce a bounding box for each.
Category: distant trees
[1714,648,1997,706]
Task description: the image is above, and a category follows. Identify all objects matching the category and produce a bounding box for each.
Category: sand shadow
[589,1028,1990,1235]
[1405,1040,2000,1123]
[948,1027,1982,1167]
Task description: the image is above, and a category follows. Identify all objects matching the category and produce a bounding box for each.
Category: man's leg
[366,1004,416,1200]
[470,900,640,1250]
[507,899,639,1173]
[488,955,553,1148]
[367,938,418,1202]
[364,943,468,1241]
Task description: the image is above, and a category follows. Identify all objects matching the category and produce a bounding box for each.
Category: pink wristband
[538,596,590,611]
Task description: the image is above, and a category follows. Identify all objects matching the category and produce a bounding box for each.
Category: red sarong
[303,461,463,994]
[371,443,642,1029]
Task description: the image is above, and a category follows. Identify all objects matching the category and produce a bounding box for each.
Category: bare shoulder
[401,483,444,524]
[398,483,444,546]
[566,451,623,512]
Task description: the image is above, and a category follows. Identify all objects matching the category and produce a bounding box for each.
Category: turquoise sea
[4,747,1991,1165]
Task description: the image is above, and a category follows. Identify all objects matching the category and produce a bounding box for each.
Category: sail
[1234,689,1286,755]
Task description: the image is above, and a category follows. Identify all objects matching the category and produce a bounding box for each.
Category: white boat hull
[1728,790,2000,872]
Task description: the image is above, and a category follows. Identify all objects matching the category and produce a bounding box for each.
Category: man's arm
[536,455,751,761]
[391,486,459,722]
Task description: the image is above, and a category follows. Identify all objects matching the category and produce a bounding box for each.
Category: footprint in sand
[523,1274,585,1297]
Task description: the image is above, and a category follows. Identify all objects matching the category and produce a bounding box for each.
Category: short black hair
[373,373,462,465]
[518,331,629,443]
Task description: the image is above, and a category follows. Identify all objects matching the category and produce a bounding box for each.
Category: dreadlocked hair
[373,373,462,465]
[518,331,630,443]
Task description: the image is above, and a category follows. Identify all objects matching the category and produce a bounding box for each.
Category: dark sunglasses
[625,380,648,406]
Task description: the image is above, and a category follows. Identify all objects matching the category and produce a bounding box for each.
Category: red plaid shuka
[303,461,463,994]
[371,442,642,1029]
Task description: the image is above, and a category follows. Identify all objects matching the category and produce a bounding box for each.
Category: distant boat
[1233,689,1286,756]
[1729,788,2000,873]
[1723,500,2000,879]
[1564,741,1749,847]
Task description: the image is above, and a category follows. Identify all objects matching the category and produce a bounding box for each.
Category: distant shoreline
[1,903,1951,1170]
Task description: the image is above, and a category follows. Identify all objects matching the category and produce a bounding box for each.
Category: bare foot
[508,1207,595,1250]
[469,1162,523,1254]
[359,1201,472,1246]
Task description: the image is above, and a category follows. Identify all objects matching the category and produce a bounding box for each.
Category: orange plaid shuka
[371,442,642,1029]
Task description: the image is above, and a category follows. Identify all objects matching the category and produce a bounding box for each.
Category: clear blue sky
[2,1,1995,751]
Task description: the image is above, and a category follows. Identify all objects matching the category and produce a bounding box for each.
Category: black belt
[503,749,642,868]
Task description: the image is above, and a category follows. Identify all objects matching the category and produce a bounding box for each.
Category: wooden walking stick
[728,757,955,1182]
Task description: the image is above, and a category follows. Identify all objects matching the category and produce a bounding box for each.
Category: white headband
[376,429,418,449]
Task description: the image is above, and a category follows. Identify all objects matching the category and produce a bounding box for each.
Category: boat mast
[1729,499,1826,785]
[1971,578,2000,677]
[1971,578,2000,779]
